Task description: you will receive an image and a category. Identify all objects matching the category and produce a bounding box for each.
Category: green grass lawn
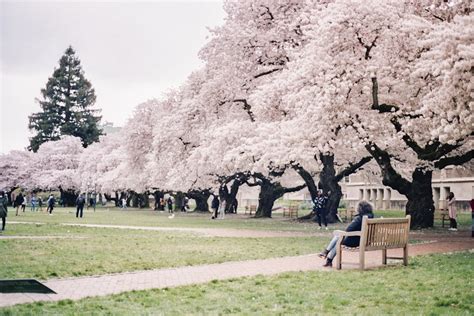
[0,223,327,280]
[1,251,472,315]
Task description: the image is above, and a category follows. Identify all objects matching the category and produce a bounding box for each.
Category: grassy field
[6,206,472,231]
[1,251,472,315]
[0,223,326,280]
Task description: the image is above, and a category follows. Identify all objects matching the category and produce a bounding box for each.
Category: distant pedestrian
[46,194,56,214]
[31,194,38,212]
[76,193,86,218]
[218,199,226,219]
[159,198,165,211]
[15,192,24,216]
[447,192,457,231]
[21,195,27,212]
[167,197,173,213]
[89,193,96,212]
[38,196,43,212]
[121,197,127,209]
[181,197,188,212]
[0,191,8,233]
[313,190,328,230]
[211,195,219,219]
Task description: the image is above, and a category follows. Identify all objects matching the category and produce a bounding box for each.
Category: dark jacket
[342,212,374,247]
[0,196,8,218]
[48,196,56,207]
[15,194,24,207]
[76,196,86,206]
[211,197,219,209]
[313,196,327,210]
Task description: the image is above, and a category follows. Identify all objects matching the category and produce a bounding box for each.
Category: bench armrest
[333,230,362,237]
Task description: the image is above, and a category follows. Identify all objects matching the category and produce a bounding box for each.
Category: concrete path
[1,235,473,308]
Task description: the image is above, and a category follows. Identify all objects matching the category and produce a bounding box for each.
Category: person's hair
[357,201,373,215]
[448,192,454,200]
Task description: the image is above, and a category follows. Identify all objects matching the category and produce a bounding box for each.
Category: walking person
[167,196,174,218]
[0,191,8,233]
[181,197,188,212]
[21,194,27,212]
[15,192,24,216]
[447,192,457,231]
[313,190,328,230]
[31,194,37,212]
[46,194,56,215]
[76,193,86,218]
[318,201,374,267]
[211,195,219,219]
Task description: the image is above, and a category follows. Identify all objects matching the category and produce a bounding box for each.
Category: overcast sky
[0,0,225,153]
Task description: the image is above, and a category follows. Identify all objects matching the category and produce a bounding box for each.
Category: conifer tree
[28,46,103,152]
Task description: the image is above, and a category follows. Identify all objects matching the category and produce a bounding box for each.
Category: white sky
[0,0,225,153]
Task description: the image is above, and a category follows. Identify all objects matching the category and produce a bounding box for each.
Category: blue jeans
[325,235,340,260]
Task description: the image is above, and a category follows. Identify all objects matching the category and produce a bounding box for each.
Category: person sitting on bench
[318,200,374,267]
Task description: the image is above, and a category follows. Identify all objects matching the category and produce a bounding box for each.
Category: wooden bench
[435,209,449,228]
[244,205,257,215]
[283,205,298,218]
[335,215,411,270]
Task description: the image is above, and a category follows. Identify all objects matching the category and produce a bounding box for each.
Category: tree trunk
[255,179,279,218]
[405,168,434,229]
[318,154,343,223]
[219,180,240,214]
[188,190,210,212]
[174,192,185,211]
[59,186,77,207]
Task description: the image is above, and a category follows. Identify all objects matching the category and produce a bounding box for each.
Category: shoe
[448,228,454,231]
[323,259,333,267]
[452,228,458,231]
[325,227,329,230]
[318,226,322,230]
[318,250,329,259]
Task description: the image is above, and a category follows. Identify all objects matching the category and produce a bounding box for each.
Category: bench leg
[336,243,342,270]
[359,250,365,270]
[403,246,408,266]
[382,249,387,265]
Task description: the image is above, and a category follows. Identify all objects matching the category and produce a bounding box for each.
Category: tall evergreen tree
[28,46,103,152]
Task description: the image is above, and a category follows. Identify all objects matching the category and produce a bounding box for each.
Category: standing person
[447,192,457,231]
[31,194,37,212]
[89,192,96,212]
[76,193,86,218]
[121,196,127,209]
[211,195,219,219]
[218,199,226,220]
[0,191,8,233]
[38,196,43,212]
[318,201,374,267]
[167,196,174,218]
[159,198,165,211]
[21,194,27,212]
[313,190,328,230]
[46,194,56,215]
[15,192,24,216]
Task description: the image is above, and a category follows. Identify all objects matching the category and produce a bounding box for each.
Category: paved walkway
[1,234,473,308]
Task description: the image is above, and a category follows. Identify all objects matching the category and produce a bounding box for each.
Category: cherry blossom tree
[30,136,84,205]
[255,0,472,227]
